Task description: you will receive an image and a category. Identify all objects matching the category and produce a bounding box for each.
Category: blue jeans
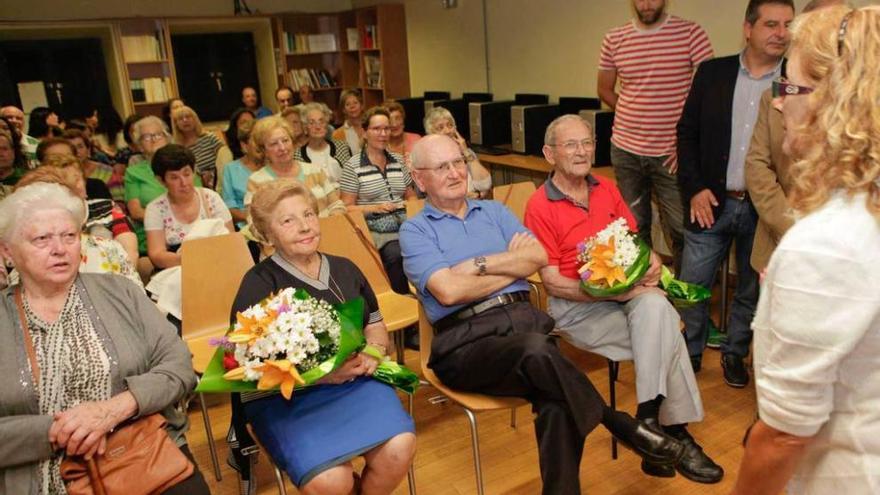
[679,197,759,360]
[610,143,685,272]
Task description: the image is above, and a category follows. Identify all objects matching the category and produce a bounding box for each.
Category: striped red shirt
[599,15,713,157]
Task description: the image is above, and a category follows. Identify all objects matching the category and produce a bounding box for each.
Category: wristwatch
[473,255,487,276]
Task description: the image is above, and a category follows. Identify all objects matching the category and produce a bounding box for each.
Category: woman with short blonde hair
[731,6,880,494]
[171,105,230,189]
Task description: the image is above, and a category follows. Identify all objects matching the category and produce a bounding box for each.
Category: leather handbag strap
[87,459,107,495]
[341,213,393,287]
[14,287,39,387]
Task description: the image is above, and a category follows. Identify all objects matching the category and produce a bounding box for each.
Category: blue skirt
[243,377,415,487]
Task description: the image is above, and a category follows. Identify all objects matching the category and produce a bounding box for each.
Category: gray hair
[299,102,332,122]
[423,107,455,135]
[544,114,594,146]
[131,115,170,144]
[0,182,86,242]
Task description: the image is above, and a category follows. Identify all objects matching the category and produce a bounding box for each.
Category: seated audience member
[222,119,262,228]
[93,106,126,160]
[295,102,351,181]
[225,108,256,162]
[0,116,28,171]
[340,106,416,295]
[297,84,315,105]
[524,115,722,483]
[281,106,309,149]
[1,105,40,167]
[400,134,685,495]
[26,106,60,139]
[65,128,125,204]
[125,116,203,281]
[0,129,25,192]
[37,138,113,201]
[117,113,145,166]
[332,89,365,155]
[144,144,233,269]
[66,117,113,165]
[731,6,880,494]
[384,100,421,161]
[275,85,295,112]
[162,98,186,131]
[228,179,416,495]
[241,86,273,119]
[171,105,231,190]
[423,106,492,198]
[37,154,138,266]
[245,116,345,218]
[0,182,209,495]
[13,166,142,287]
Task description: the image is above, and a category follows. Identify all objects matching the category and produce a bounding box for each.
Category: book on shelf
[346,28,359,50]
[362,25,377,49]
[283,32,338,54]
[130,77,171,103]
[363,55,382,87]
[121,34,164,62]
[288,68,336,90]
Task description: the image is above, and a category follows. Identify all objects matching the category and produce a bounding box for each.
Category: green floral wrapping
[195,294,420,395]
[658,265,712,308]
[579,238,652,297]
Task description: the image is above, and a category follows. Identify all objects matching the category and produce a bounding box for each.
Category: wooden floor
[186,341,756,495]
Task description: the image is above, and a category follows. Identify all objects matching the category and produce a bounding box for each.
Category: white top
[143,187,232,247]
[308,145,343,182]
[753,191,880,494]
[342,121,362,155]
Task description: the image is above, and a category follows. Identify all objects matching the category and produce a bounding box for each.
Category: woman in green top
[124,116,201,257]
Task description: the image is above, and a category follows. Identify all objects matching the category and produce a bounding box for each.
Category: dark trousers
[379,240,410,294]
[161,444,212,495]
[431,302,605,495]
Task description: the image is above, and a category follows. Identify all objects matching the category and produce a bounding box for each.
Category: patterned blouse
[143,187,232,248]
[23,285,112,493]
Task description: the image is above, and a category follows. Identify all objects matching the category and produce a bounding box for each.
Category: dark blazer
[676,54,785,231]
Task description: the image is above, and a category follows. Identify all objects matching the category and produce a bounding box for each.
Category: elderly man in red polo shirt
[524,114,722,484]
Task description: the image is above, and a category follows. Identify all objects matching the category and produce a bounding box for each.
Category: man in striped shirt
[597,0,714,272]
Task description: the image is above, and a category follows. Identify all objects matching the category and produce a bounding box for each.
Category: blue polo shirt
[400,199,532,323]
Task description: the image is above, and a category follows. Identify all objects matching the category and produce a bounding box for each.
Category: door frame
[167,17,277,125]
[0,21,128,119]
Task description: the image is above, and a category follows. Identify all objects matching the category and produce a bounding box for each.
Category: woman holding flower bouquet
[228,179,415,495]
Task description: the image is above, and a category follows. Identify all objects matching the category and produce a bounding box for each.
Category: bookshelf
[115,19,178,117]
[273,4,410,121]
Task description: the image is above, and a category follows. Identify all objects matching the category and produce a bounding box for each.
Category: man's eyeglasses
[772,78,813,98]
[548,139,595,154]
[139,132,167,143]
[416,156,468,175]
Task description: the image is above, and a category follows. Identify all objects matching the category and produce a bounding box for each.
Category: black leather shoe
[615,419,685,466]
[675,437,724,484]
[721,353,749,388]
[640,418,676,477]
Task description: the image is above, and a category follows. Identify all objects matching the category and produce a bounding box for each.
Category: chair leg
[463,408,485,495]
[273,465,288,495]
[607,360,619,460]
[198,393,223,481]
[510,406,517,428]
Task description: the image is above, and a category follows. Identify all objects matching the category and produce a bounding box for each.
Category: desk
[477,152,615,185]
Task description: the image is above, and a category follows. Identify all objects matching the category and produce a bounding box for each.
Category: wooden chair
[181,232,255,481]
[418,306,528,495]
[405,198,425,218]
[318,212,418,363]
[492,181,547,310]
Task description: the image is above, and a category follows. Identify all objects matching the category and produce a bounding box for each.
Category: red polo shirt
[524,174,638,280]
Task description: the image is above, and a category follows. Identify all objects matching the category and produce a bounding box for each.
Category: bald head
[802,0,846,13]
[410,134,459,171]
[410,134,469,204]
[0,106,25,134]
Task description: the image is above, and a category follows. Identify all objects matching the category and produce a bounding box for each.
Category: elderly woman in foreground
[229,179,415,495]
[0,183,210,494]
[731,6,880,495]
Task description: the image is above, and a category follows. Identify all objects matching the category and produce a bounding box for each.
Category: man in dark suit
[676,0,794,386]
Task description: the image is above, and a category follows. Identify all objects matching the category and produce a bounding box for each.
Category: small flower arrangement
[197,289,419,399]
[576,218,651,297]
[575,217,711,306]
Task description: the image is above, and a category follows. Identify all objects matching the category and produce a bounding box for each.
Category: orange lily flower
[586,236,627,288]
[228,309,277,345]
[257,360,306,399]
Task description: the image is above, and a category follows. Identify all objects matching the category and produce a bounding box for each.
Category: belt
[434,291,530,332]
[726,190,748,200]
